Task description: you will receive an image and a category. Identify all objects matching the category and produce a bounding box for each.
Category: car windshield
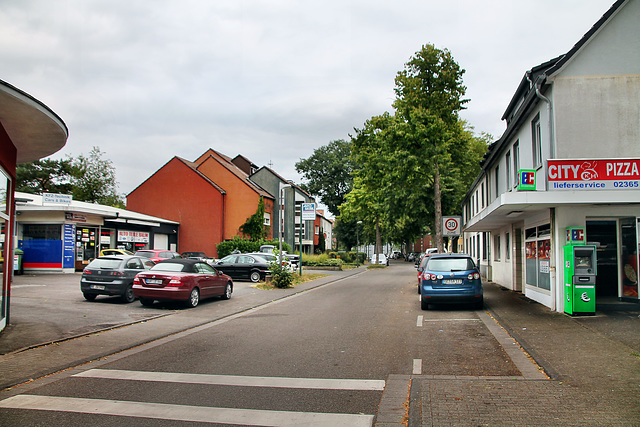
[135,251,154,258]
[87,258,122,269]
[150,262,186,272]
[427,258,475,272]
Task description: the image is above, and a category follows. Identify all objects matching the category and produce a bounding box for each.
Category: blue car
[420,254,483,310]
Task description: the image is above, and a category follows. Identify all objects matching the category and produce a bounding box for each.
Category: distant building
[462,0,640,311]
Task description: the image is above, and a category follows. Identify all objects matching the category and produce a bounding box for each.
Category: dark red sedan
[133,259,233,308]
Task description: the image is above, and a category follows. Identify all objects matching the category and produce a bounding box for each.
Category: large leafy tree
[16,158,76,194]
[71,146,124,207]
[392,44,469,251]
[295,139,353,218]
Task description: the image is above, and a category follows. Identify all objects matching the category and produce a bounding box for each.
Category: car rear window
[427,257,475,272]
[150,262,186,272]
[87,258,123,269]
[135,251,154,258]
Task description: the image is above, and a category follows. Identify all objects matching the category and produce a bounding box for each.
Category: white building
[462,0,640,311]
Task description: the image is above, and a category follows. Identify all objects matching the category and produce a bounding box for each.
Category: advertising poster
[63,224,75,268]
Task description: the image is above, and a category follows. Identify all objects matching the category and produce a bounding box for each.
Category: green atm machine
[563,227,597,315]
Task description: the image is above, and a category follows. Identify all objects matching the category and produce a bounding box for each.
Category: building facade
[0,79,68,332]
[462,0,640,311]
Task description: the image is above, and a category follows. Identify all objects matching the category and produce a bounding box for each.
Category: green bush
[301,254,343,267]
[268,260,294,288]
[217,237,291,258]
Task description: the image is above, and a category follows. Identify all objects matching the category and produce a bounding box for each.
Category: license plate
[442,279,463,285]
[90,285,105,290]
[145,279,163,285]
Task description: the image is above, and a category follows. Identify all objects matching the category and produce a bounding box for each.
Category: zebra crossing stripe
[73,369,386,391]
[0,394,375,426]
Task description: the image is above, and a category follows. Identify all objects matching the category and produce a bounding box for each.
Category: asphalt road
[0,262,528,425]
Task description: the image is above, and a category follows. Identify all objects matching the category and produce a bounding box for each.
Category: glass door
[620,218,638,300]
[586,220,618,298]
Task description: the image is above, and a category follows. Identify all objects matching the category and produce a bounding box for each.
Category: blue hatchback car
[420,254,483,310]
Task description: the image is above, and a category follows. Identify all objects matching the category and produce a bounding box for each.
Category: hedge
[216,237,292,258]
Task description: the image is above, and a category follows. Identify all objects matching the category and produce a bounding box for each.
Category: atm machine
[563,227,597,315]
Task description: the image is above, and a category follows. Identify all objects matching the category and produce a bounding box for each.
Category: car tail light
[110,271,124,277]
[83,269,92,275]
[133,277,141,285]
[468,272,480,280]
[167,278,183,287]
[422,272,437,281]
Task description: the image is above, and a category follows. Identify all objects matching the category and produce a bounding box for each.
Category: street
[0,262,539,425]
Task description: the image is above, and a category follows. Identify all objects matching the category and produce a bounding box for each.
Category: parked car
[419,253,483,310]
[133,259,233,308]
[81,255,155,303]
[99,248,133,257]
[415,247,447,267]
[416,255,430,291]
[258,245,299,267]
[181,251,209,261]
[370,254,389,266]
[215,253,271,282]
[245,252,294,272]
[134,249,182,263]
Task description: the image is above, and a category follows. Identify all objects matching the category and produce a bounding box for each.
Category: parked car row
[81,254,233,308]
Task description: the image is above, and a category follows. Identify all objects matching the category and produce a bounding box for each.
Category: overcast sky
[1,0,614,204]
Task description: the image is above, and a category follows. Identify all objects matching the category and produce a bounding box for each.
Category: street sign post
[442,216,462,237]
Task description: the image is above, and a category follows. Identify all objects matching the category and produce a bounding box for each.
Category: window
[482,232,488,260]
[513,141,520,183]
[532,115,542,168]
[315,225,320,235]
[495,165,500,196]
[505,151,511,190]
[263,213,270,226]
[494,235,501,261]
[506,232,510,260]
[481,182,485,209]
[525,224,551,290]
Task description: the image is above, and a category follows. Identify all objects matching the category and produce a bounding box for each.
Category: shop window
[494,235,501,261]
[23,224,61,240]
[525,224,551,290]
[0,168,8,216]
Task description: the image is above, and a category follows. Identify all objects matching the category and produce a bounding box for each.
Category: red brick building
[127,149,274,258]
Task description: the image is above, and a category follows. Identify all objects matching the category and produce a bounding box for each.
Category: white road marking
[416,315,423,327]
[412,359,422,375]
[11,284,46,288]
[0,395,375,427]
[420,318,480,322]
[74,369,386,391]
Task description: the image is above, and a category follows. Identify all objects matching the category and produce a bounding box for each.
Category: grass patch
[367,264,387,269]
[253,273,329,290]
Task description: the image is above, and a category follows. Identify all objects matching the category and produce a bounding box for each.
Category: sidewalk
[407,281,640,426]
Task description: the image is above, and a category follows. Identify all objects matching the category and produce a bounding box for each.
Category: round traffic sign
[445,218,459,232]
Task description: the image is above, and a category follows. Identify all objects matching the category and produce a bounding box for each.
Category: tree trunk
[375,217,382,263]
[434,165,443,252]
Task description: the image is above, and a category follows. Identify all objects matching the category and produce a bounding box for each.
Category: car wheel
[221,282,232,300]
[421,298,429,310]
[121,284,135,303]
[249,271,261,283]
[139,298,154,307]
[186,287,200,308]
[83,292,97,301]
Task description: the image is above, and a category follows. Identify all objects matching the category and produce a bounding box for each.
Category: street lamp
[279,183,291,266]
[356,220,362,254]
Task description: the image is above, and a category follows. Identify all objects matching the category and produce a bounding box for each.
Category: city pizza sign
[547,158,640,190]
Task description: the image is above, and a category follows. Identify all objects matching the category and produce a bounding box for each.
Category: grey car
[81,255,154,303]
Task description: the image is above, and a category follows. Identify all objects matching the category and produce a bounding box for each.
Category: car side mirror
[417,267,423,272]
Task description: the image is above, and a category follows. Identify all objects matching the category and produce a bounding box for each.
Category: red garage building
[127,149,274,258]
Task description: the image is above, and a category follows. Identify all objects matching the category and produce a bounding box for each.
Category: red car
[134,249,182,263]
[133,259,233,308]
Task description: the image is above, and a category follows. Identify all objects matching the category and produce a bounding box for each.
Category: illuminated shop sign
[548,159,640,190]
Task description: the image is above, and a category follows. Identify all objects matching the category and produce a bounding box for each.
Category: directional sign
[442,216,462,236]
[301,203,316,221]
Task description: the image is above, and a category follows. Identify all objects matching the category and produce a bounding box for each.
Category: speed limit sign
[442,216,461,236]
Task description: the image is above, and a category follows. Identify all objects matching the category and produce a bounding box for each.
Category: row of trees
[16,146,124,207]
[296,44,490,252]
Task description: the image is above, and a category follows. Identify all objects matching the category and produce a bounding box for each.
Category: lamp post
[356,220,362,253]
[279,183,291,266]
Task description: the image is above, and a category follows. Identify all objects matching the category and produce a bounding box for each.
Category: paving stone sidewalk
[408,282,640,426]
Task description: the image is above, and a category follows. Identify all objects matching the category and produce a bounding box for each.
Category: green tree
[239,196,268,240]
[72,147,124,207]
[295,139,353,218]
[16,158,75,194]
[392,44,469,251]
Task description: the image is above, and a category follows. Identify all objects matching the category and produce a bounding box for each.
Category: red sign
[547,159,640,190]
